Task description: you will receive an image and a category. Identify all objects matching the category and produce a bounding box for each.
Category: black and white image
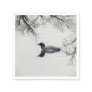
[15,13,79,79]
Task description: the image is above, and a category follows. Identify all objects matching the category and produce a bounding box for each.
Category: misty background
[15,21,76,77]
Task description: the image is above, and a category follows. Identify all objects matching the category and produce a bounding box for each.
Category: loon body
[37,43,60,57]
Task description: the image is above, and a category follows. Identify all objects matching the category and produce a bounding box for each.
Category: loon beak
[37,44,39,45]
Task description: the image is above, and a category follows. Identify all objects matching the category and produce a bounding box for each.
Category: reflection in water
[15,22,76,77]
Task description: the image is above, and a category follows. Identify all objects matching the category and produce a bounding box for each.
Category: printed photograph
[15,14,79,78]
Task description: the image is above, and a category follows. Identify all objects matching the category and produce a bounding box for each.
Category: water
[15,23,76,77]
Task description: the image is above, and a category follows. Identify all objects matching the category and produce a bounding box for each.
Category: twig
[62,38,77,64]
[21,15,38,37]
[64,38,76,47]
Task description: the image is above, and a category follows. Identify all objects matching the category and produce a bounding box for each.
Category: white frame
[12,12,80,80]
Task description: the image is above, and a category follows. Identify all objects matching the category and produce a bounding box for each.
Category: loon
[37,42,61,57]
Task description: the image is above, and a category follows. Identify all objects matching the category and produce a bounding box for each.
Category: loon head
[37,42,45,48]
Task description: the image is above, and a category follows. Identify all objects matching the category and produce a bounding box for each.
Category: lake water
[15,23,76,77]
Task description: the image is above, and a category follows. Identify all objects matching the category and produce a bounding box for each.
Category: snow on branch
[62,38,77,64]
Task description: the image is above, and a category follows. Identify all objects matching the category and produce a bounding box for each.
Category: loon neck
[41,47,45,49]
